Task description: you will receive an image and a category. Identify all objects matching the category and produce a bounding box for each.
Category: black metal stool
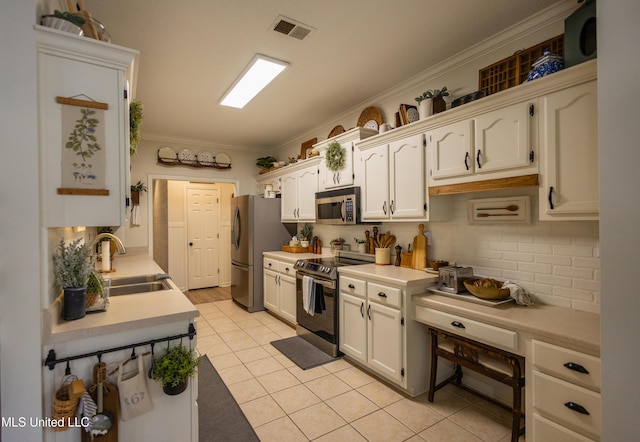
[427,327,525,442]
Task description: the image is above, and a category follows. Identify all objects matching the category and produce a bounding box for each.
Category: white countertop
[413,293,600,355]
[338,264,439,288]
[263,250,335,263]
[43,253,199,344]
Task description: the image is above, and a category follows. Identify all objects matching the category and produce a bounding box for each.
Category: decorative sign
[56,96,109,196]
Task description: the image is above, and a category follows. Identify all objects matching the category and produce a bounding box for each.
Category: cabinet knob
[451,321,465,329]
[377,292,387,298]
[348,284,355,289]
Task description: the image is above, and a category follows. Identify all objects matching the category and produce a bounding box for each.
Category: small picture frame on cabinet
[300,138,317,159]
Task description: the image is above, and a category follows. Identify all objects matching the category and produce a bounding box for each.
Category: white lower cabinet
[338,276,406,388]
[531,339,601,441]
[263,258,296,324]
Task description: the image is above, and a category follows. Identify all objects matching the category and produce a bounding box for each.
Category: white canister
[375,247,390,265]
[264,184,273,198]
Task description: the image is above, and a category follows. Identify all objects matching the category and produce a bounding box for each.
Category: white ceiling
[83,0,561,151]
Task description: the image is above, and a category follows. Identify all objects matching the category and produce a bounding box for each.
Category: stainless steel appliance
[294,251,374,356]
[231,195,292,312]
[315,187,361,225]
[438,266,474,294]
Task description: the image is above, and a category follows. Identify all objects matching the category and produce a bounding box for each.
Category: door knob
[189,242,193,246]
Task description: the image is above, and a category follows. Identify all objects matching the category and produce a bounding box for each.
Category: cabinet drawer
[415,306,517,351]
[532,340,601,391]
[367,282,402,309]
[532,371,601,439]
[532,413,596,442]
[340,276,366,298]
[263,258,279,271]
[279,261,295,276]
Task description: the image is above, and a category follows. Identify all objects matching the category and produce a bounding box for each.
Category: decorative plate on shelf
[357,106,383,128]
[328,125,345,138]
[178,149,196,163]
[215,153,231,167]
[407,107,420,123]
[364,119,379,130]
[197,151,214,165]
[158,146,177,162]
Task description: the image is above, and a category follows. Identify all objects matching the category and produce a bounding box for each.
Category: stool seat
[427,327,525,442]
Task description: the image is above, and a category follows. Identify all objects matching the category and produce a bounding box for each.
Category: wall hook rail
[43,323,196,370]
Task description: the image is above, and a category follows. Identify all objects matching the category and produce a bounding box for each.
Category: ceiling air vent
[272,16,314,41]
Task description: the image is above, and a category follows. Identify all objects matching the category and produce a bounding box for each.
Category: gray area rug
[198,355,259,441]
[271,336,339,370]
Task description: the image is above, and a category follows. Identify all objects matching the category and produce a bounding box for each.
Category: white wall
[124,138,259,249]
[598,0,640,440]
[0,1,44,440]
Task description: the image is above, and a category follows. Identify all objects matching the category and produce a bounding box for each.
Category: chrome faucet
[92,233,127,255]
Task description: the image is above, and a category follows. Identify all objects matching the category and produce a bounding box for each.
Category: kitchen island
[42,253,199,442]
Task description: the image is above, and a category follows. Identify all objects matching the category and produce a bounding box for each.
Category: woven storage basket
[52,376,81,431]
[479,34,564,96]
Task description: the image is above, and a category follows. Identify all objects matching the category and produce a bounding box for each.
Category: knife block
[401,252,413,268]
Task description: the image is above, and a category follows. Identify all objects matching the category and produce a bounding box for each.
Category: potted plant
[415,86,449,118]
[330,237,345,250]
[299,224,313,247]
[52,238,94,320]
[354,237,367,254]
[130,180,147,206]
[152,345,199,395]
[86,268,106,308]
[256,156,277,173]
[41,10,86,35]
[129,100,143,157]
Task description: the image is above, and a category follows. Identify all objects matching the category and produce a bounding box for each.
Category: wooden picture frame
[300,137,317,159]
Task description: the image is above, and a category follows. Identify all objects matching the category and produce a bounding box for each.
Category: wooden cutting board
[411,224,428,270]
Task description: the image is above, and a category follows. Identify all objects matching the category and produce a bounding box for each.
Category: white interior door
[187,186,220,289]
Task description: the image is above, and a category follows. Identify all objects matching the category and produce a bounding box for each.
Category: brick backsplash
[310,188,600,314]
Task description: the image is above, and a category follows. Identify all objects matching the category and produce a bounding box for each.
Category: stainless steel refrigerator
[230,195,292,312]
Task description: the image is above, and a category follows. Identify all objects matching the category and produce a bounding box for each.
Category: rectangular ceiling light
[219,54,289,109]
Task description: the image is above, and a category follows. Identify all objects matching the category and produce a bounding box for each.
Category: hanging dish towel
[502,281,535,306]
[302,275,315,316]
[131,205,141,226]
[117,356,153,421]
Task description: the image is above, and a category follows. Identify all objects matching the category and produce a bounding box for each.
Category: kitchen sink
[106,274,173,296]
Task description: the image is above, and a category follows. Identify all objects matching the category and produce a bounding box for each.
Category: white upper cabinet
[361,144,390,220]
[388,135,426,219]
[427,100,536,187]
[539,80,598,220]
[37,27,138,228]
[316,127,378,191]
[280,162,318,222]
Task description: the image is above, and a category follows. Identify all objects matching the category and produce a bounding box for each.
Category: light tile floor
[196,300,524,441]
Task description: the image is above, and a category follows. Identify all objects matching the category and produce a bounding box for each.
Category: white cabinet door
[389,134,425,219]
[361,145,390,220]
[320,142,354,190]
[428,119,474,182]
[279,273,297,325]
[367,301,403,384]
[38,31,136,227]
[539,81,598,220]
[263,268,279,312]
[297,166,318,221]
[339,292,367,364]
[280,173,298,222]
[474,101,534,174]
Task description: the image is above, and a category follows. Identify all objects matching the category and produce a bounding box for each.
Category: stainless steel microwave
[315,187,361,225]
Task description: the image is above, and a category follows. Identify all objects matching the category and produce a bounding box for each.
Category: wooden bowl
[429,260,449,271]
[463,279,510,300]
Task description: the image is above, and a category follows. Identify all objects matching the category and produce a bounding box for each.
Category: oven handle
[296,273,336,290]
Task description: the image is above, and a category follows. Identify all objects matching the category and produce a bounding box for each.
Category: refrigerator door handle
[231,261,249,271]
[232,206,241,249]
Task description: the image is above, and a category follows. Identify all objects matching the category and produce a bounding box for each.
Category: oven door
[296,273,337,343]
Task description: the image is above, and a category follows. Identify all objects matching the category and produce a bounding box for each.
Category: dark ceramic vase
[63,287,87,320]
[163,380,188,395]
[432,95,447,114]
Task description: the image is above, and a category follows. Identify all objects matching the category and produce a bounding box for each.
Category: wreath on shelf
[325,141,346,172]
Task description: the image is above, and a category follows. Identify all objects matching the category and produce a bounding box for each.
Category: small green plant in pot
[152,344,199,395]
[299,223,313,247]
[52,238,94,320]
